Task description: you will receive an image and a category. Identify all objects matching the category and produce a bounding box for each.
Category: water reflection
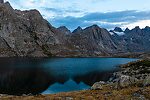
[43,79,90,94]
[0,57,137,95]
[0,58,52,95]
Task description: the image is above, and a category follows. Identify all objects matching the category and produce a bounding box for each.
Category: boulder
[143,75,150,86]
[91,81,106,90]
[115,75,138,88]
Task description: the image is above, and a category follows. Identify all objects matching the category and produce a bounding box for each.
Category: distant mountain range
[0,1,150,57]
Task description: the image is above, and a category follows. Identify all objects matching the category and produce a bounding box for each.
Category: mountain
[124,28,130,33]
[114,27,123,32]
[123,26,150,52]
[72,26,83,34]
[0,1,150,57]
[111,26,150,53]
[66,25,119,56]
[57,26,71,35]
[110,27,125,36]
[0,1,119,57]
[0,1,71,57]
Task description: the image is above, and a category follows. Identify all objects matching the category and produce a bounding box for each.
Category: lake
[0,57,138,95]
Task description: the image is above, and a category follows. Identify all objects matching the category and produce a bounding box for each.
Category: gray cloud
[48,10,150,30]
[81,10,150,22]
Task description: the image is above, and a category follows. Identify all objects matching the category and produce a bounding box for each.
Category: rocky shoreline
[94,60,150,87]
[91,59,150,99]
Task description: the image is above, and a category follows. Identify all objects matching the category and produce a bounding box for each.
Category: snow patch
[109,32,114,35]
[114,31,125,35]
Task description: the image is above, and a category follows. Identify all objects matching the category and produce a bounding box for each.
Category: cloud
[6,0,150,30]
[123,20,150,29]
[48,10,150,30]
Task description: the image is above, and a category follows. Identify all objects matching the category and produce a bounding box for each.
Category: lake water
[42,58,138,94]
[0,58,138,95]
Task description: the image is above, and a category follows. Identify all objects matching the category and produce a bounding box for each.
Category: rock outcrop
[113,75,138,88]
[143,75,150,86]
[91,81,106,90]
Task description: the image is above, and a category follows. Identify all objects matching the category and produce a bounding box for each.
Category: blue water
[42,58,138,94]
[0,57,138,95]
[43,58,136,77]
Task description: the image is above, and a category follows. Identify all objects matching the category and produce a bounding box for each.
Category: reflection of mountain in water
[0,58,137,95]
[0,67,50,95]
[43,70,116,94]
[73,71,115,86]
[43,79,90,94]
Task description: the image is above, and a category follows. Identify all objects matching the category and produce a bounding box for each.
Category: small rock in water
[91,81,105,90]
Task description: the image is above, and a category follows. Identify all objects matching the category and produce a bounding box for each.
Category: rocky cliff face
[0,1,68,57]
[0,1,90,57]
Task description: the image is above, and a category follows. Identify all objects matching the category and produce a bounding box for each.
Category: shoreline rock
[92,59,150,90]
[91,81,106,90]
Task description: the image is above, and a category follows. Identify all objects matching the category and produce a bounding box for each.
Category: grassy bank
[0,83,150,100]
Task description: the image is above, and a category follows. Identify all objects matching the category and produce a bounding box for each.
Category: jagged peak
[145,26,150,29]
[130,26,141,32]
[91,24,100,28]
[58,26,69,30]
[134,26,140,29]
[0,1,11,7]
[143,26,150,31]
[125,27,130,30]
[76,26,82,30]
[124,28,130,33]
[84,24,101,31]
[0,1,15,16]
[57,26,71,34]
[114,27,123,32]
[72,26,83,33]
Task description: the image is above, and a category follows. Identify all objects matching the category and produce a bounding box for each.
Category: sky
[5,0,150,31]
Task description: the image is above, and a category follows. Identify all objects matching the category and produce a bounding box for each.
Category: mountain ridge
[0,1,150,57]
